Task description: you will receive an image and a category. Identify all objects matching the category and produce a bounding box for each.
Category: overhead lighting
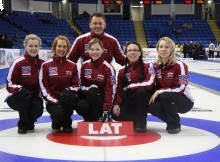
[207,0,212,4]
[62,0,66,3]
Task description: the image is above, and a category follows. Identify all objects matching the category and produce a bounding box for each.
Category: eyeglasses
[127,49,140,53]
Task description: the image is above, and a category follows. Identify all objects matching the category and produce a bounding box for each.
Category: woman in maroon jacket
[39,36,79,133]
[6,34,44,134]
[112,42,156,132]
[148,37,194,134]
[75,38,116,122]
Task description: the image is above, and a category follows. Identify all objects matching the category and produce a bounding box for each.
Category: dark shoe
[167,127,181,134]
[135,127,147,133]
[18,128,27,134]
[63,127,73,133]
[27,124,35,131]
[52,123,61,131]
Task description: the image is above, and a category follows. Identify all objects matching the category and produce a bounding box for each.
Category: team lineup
[5,12,194,136]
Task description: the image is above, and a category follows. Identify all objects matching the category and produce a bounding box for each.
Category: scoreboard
[143,0,163,5]
[102,0,122,4]
[143,0,151,5]
[184,0,193,4]
[103,0,201,5]
[154,0,163,4]
[195,0,204,3]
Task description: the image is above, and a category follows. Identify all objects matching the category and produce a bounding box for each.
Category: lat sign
[77,122,134,136]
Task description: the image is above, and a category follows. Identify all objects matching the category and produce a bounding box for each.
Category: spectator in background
[67,12,126,66]
[167,20,173,26]
[187,41,194,58]
[198,42,205,59]
[193,42,200,60]
[5,34,44,134]
[1,34,14,48]
[182,42,188,58]
[205,8,208,20]
[13,34,20,42]
[216,41,220,58]
[39,36,79,133]
[209,7,212,20]
[0,34,4,48]
[208,41,215,58]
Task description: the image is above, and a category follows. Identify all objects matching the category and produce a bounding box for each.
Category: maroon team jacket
[80,55,116,111]
[114,61,156,106]
[39,55,79,104]
[67,31,126,66]
[153,61,194,102]
[6,53,44,96]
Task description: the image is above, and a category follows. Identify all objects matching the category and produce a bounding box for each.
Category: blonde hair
[88,38,104,49]
[156,37,176,65]
[23,34,42,48]
[52,35,71,53]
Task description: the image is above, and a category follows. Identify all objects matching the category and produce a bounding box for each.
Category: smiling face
[157,40,171,63]
[25,39,40,57]
[88,42,103,62]
[55,39,68,58]
[89,16,106,35]
[126,44,141,64]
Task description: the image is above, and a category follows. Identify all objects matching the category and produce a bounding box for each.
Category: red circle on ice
[47,129,161,146]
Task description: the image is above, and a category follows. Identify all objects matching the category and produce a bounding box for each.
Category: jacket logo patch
[97,74,104,80]
[166,72,173,78]
[85,69,92,78]
[156,70,161,78]
[84,44,89,53]
[126,72,131,81]
[148,67,156,75]
[22,66,31,75]
[49,67,58,76]
[103,48,108,53]
[66,71,72,76]
[110,75,116,84]
[179,75,188,84]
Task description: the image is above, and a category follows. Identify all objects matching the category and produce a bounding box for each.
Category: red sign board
[77,121,134,136]
[184,0,193,4]
[143,0,151,5]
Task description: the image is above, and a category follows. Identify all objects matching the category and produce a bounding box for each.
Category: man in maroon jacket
[67,12,126,66]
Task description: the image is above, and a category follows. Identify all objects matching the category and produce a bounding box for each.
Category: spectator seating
[74,15,136,46]
[3,11,76,49]
[144,14,217,48]
[0,17,26,49]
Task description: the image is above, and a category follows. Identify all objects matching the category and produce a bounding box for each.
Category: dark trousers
[188,52,192,58]
[148,92,194,129]
[7,94,44,129]
[209,51,214,58]
[183,52,187,58]
[75,88,104,121]
[46,103,74,128]
[112,88,150,129]
[216,51,220,58]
